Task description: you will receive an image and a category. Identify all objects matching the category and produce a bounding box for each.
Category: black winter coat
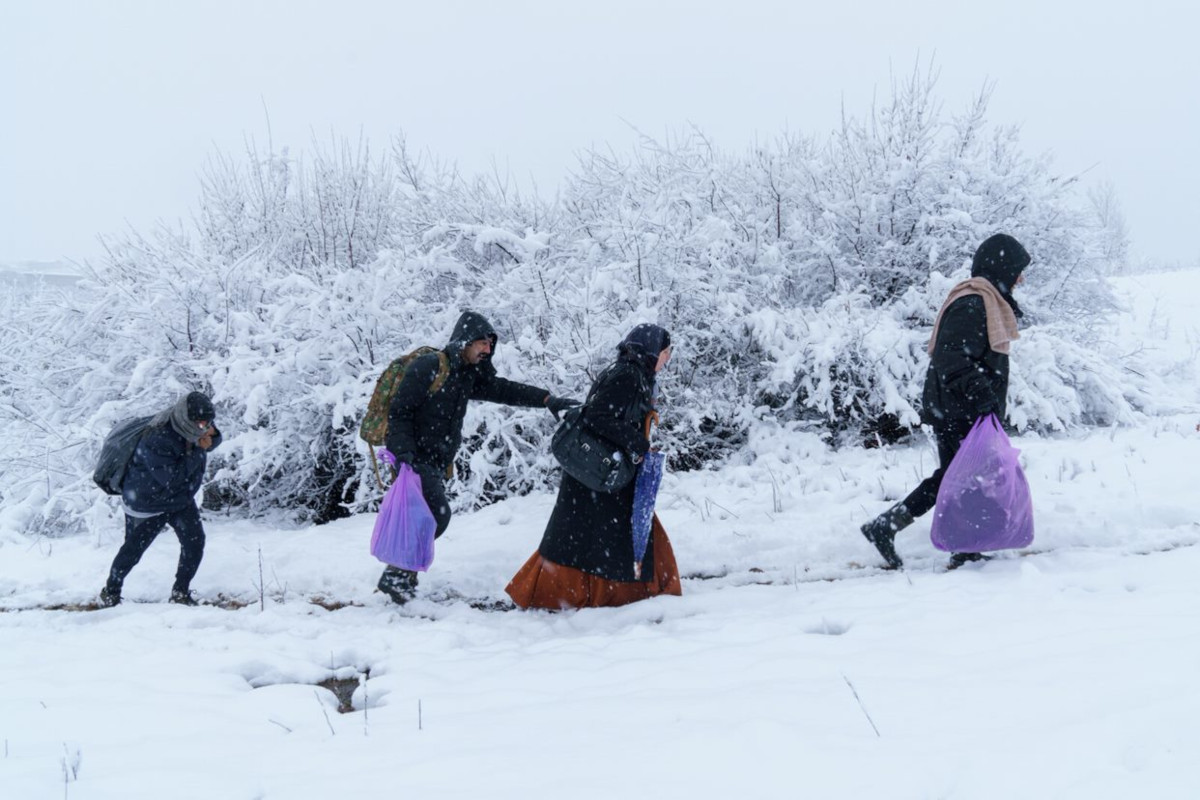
[921,294,1010,427]
[122,424,222,514]
[537,356,655,581]
[921,233,1030,428]
[385,311,549,472]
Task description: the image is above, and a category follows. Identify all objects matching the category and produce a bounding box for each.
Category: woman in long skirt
[506,324,681,609]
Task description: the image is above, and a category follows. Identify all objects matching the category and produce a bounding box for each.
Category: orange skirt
[506,514,682,610]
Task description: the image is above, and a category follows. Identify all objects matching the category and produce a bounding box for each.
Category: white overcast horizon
[2,0,1197,269]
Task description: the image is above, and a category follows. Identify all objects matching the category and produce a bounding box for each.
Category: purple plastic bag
[931,414,1034,553]
[370,464,437,571]
[630,451,665,578]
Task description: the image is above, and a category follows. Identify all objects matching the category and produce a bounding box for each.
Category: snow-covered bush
[1,68,1143,536]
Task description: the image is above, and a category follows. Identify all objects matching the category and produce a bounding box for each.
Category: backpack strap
[429,351,450,396]
[369,450,396,492]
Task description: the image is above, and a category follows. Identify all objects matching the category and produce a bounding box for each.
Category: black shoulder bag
[550,404,639,494]
[554,362,652,494]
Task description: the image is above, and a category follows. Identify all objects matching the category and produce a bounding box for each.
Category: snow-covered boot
[98,585,122,607]
[947,552,991,570]
[377,567,418,605]
[169,587,199,606]
[859,503,913,570]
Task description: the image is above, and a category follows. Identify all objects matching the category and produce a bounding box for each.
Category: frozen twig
[257,545,265,612]
[363,669,370,736]
[314,690,336,736]
[842,674,881,737]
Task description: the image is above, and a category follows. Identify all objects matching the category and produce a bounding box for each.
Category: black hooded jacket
[384,311,549,472]
[921,234,1031,427]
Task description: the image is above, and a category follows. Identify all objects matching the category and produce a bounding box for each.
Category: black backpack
[93,416,154,495]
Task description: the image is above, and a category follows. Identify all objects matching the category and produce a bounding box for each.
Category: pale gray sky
[2,0,1197,266]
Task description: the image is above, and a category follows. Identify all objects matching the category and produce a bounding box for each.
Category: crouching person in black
[376,311,580,604]
[99,392,222,607]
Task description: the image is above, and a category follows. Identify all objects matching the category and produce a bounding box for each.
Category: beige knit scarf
[927,277,1020,355]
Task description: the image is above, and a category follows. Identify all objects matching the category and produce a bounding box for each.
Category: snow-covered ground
[1,271,1198,799]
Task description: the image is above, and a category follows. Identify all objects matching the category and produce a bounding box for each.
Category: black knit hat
[185,391,215,422]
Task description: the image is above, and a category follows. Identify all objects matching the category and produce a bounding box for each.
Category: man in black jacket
[377,311,579,603]
[99,392,222,606]
[860,233,1031,570]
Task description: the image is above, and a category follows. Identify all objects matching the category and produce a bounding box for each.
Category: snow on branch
[2,71,1143,534]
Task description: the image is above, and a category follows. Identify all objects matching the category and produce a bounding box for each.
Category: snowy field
[1,271,1198,799]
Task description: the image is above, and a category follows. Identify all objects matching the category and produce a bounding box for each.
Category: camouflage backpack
[359,346,451,446]
[360,346,450,487]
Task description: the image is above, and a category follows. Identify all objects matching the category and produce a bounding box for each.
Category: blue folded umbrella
[630,451,665,578]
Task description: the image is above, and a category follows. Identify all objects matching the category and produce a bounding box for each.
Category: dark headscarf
[617,323,671,374]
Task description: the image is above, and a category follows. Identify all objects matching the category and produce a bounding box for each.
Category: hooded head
[617,323,672,373]
[971,233,1031,295]
[446,311,499,366]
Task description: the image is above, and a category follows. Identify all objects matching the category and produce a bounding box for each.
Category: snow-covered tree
[1,68,1142,537]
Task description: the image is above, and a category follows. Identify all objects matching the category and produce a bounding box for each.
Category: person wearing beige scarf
[860,233,1030,571]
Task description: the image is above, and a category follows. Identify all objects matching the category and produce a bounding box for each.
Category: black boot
[377,567,418,604]
[947,552,991,570]
[169,587,199,606]
[859,503,913,570]
[98,584,122,607]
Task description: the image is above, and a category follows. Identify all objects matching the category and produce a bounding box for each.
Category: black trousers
[379,464,452,586]
[900,418,977,519]
[106,503,206,592]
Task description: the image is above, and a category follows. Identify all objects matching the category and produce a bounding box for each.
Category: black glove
[394,451,416,468]
[545,395,582,420]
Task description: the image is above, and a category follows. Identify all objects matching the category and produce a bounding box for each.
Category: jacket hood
[446,311,499,360]
[970,233,1031,295]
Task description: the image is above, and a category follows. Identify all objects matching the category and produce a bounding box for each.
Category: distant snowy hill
[0,259,81,288]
